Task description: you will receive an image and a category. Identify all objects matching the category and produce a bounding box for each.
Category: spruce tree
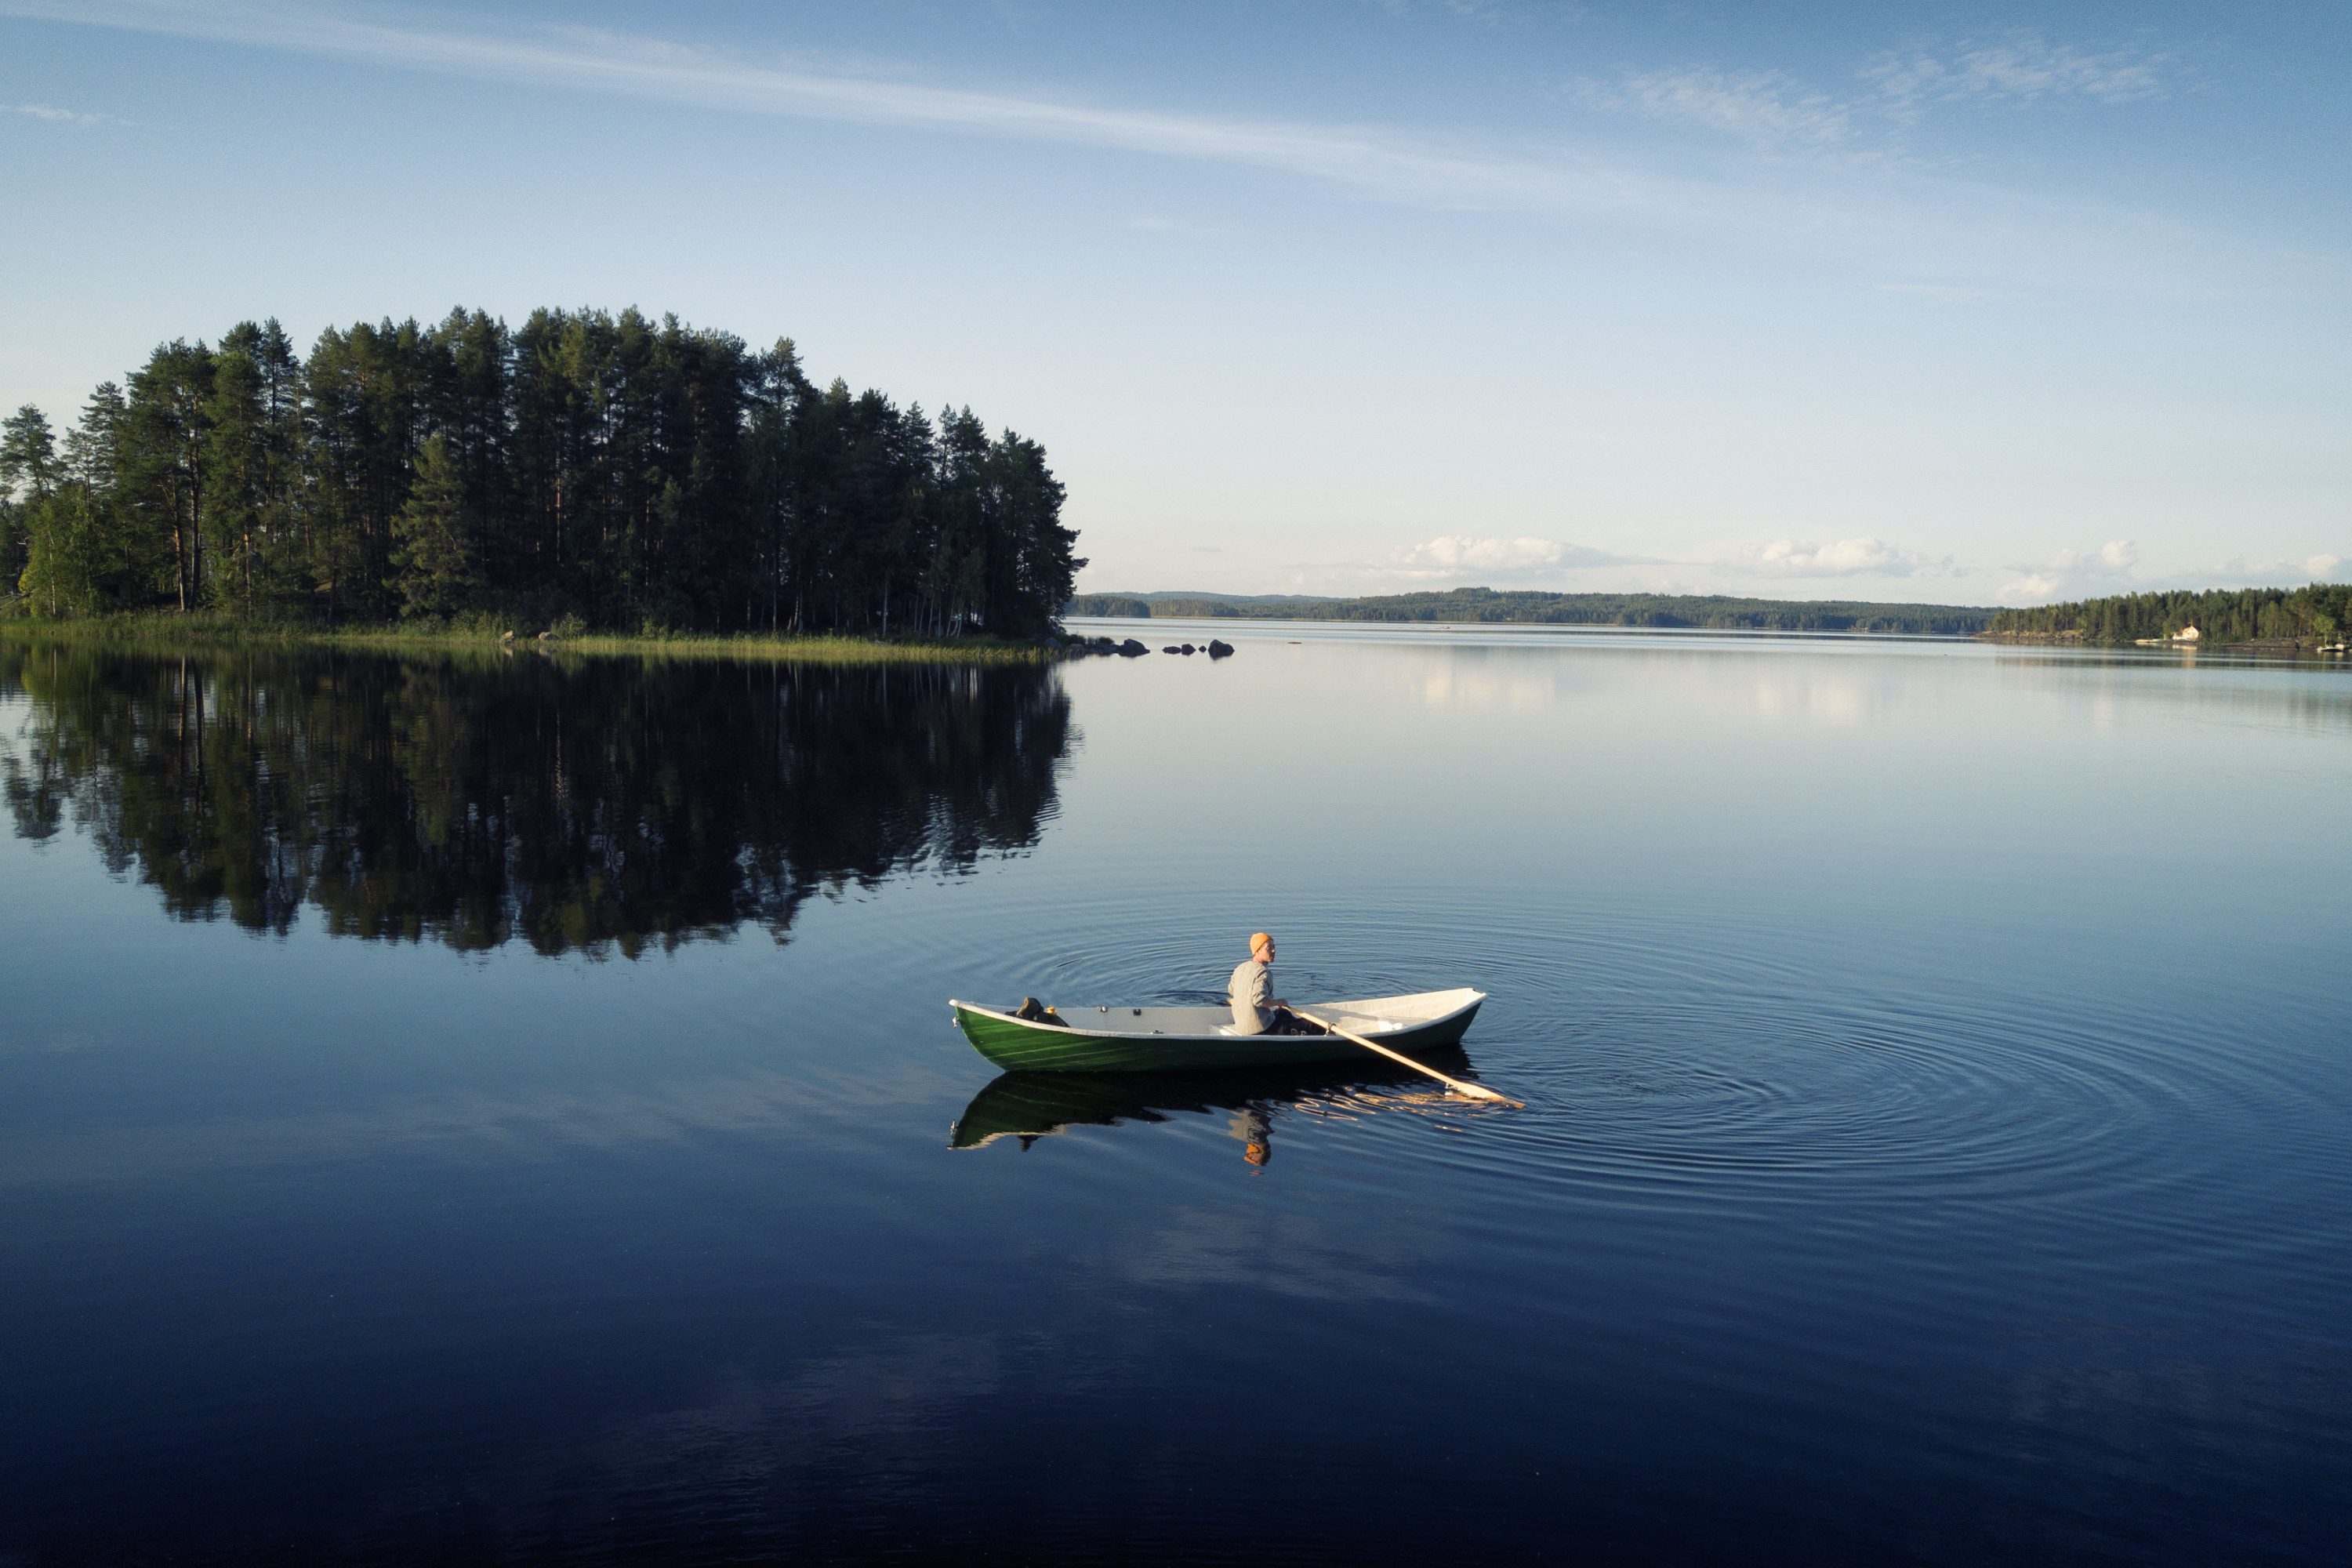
[390,434,480,619]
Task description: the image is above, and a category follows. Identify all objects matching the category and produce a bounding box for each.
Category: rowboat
[947,987,1485,1073]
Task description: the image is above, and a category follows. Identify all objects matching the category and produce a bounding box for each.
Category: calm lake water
[2,622,2347,1565]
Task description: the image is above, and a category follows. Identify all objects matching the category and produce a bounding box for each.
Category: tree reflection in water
[1,642,1071,956]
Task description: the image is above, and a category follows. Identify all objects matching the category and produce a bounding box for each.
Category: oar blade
[1294,1007,1519,1109]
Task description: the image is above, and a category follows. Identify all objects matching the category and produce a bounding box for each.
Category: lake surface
[2,623,2347,1565]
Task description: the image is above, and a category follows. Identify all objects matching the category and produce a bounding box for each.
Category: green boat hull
[949,990,1483,1073]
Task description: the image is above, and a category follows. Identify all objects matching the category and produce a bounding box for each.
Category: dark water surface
[2,625,2347,1565]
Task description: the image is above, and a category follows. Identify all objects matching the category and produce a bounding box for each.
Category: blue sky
[3,1,2346,602]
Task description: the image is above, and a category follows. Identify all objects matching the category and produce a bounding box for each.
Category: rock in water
[1118,638,1149,657]
[1162,646,1181,654]
[1207,639,1235,659]
[1180,644,1196,654]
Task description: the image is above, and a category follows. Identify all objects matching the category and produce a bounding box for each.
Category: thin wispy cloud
[5,100,110,123]
[1865,38,2169,116]
[1586,34,2170,154]
[1580,68,1852,150]
[1,0,1704,222]
[1,2,2296,303]
[1878,281,2010,303]
[1359,0,1507,20]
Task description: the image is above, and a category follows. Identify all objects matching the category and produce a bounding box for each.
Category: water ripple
[910,883,2327,1252]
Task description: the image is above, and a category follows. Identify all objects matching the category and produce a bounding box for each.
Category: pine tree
[1,405,59,497]
[122,342,217,611]
[204,320,305,612]
[1,404,60,592]
[64,383,126,492]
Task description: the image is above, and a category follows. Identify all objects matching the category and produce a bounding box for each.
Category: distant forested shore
[0,307,1083,639]
[1067,588,1996,636]
[1984,584,2352,647]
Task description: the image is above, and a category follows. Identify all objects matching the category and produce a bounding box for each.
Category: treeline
[0,307,1083,638]
[1985,584,2352,644]
[1067,587,1995,635]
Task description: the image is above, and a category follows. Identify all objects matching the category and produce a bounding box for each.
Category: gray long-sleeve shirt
[1229,957,1273,1035]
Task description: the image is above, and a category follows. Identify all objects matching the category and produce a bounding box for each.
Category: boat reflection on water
[949,1058,1483,1166]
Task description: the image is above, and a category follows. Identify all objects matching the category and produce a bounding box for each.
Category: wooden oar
[1290,1008,1519,1106]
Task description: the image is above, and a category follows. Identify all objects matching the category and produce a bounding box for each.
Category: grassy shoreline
[0,612,1054,665]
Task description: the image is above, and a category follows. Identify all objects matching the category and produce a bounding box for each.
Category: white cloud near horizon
[1996,540,2344,601]
[1161,534,2337,603]
[1735,536,1946,578]
[1998,538,2138,600]
[1380,535,1659,578]
[1350,532,1969,591]
[2208,551,2347,585]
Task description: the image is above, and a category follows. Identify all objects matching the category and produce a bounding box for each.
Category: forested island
[0,307,1083,641]
[1067,588,1996,636]
[1984,584,2352,647]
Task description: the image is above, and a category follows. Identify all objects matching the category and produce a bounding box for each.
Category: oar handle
[1291,1010,1518,1106]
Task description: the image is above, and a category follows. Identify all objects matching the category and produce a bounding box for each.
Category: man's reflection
[1228,1106,1273,1168]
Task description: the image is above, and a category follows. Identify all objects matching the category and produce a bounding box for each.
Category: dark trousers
[1265,1007,1327,1036]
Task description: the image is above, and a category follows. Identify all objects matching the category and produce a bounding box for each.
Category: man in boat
[1229,931,1325,1037]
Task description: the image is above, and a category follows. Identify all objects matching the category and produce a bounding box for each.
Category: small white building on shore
[2171,625,2201,642]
